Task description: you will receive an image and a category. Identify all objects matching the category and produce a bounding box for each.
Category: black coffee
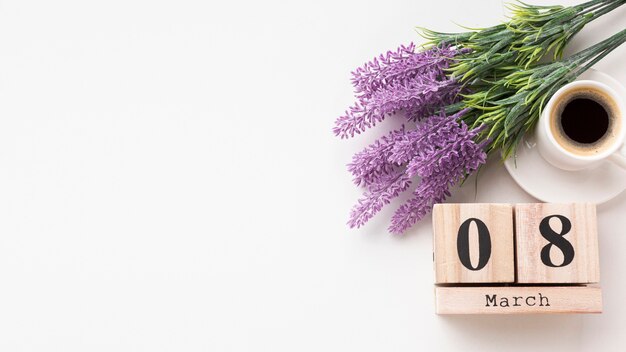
[550,86,620,156]
[560,98,609,144]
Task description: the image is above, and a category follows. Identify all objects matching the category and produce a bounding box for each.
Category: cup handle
[608,144,626,171]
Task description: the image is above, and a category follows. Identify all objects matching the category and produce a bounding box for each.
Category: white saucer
[504,69,626,204]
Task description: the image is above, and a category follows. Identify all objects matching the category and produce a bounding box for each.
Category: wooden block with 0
[515,203,600,284]
[433,203,514,284]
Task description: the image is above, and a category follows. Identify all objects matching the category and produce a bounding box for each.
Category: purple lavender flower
[405,114,485,178]
[333,101,380,139]
[350,43,459,100]
[387,176,450,235]
[333,78,461,139]
[350,43,418,99]
[388,109,468,165]
[389,121,488,234]
[371,78,460,120]
[338,43,486,234]
[347,109,488,233]
[348,126,406,187]
[347,110,469,189]
[347,171,412,229]
[333,44,463,139]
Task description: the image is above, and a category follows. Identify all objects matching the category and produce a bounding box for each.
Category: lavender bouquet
[335,0,626,234]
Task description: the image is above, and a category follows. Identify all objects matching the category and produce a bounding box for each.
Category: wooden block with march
[435,285,602,314]
[433,203,514,284]
[515,203,600,284]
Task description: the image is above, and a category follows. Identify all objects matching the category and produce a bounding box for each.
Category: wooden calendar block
[435,285,602,314]
[433,204,514,284]
[515,203,600,284]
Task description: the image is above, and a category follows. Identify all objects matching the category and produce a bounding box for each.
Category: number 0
[457,218,492,271]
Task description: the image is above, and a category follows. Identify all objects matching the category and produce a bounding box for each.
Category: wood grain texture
[435,286,602,314]
[433,203,514,284]
[515,203,600,284]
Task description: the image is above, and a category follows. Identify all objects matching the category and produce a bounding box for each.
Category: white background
[0,0,625,351]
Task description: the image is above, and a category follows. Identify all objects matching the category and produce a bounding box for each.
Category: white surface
[0,0,625,351]
[505,70,626,203]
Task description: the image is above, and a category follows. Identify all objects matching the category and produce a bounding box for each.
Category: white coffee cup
[536,80,626,171]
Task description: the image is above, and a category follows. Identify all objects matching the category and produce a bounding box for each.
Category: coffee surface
[550,87,620,156]
[560,98,608,143]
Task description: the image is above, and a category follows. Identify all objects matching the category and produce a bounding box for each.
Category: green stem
[585,0,626,18]
[579,0,615,14]
[574,29,626,75]
[564,27,626,64]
